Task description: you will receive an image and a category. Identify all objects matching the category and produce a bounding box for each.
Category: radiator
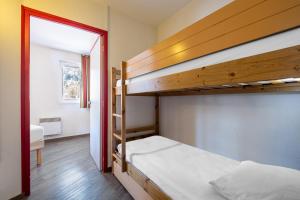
[39,117,62,136]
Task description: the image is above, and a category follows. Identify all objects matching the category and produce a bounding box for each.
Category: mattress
[117,27,300,86]
[118,136,240,200]
[30,124,44,143]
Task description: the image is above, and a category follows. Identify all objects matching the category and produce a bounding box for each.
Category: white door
[89,38,101,170]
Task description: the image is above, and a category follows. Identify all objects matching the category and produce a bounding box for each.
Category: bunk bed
[111,0,300,199]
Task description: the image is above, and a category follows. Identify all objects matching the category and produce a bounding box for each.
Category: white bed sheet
[118,136,240,200]
[116,27,300,87]
[30,124,44,143]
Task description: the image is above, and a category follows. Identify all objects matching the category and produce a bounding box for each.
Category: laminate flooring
[23,135,133,200]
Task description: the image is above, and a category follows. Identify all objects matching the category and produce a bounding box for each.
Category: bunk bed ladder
[111,62,127,172]
[111,61,160,173]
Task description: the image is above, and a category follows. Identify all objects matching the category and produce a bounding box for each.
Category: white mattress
[30,124,44,143]
[118,136,240,200]
[117,27,300,86]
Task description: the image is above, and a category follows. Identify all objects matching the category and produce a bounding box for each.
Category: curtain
[80,55,90,108]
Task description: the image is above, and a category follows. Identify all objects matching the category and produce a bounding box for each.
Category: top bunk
[114,0,300,96]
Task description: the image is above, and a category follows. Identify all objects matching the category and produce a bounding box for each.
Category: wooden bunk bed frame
[111,0,300,199]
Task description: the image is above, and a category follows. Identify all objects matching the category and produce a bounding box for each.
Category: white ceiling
[30,17,99,55]
[108,0,192,26]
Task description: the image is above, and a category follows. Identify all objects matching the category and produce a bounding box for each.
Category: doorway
[21,6,108,195]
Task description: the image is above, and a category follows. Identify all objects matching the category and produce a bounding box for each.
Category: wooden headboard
[126,0,300,79]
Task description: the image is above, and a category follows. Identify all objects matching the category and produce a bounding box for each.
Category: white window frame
[60,60,81,104]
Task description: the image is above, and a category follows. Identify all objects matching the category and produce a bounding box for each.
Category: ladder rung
[113,133,122,141]
[112,113,122,118]
[116,70,121,76]
[113,152,126,172]
[112,153,121,163]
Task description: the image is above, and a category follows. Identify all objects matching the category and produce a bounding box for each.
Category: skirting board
[113,161,153,200]
[45,133,89,143]
[9,193,24,200]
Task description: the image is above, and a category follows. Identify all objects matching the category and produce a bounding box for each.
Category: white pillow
[209,161,300,200]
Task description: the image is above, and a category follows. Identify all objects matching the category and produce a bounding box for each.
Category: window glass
[62,63,81,100]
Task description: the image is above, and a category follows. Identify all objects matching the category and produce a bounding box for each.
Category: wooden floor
[24,135,133,200]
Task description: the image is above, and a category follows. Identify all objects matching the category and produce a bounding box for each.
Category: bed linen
[118,136,240,200]
[210,161,300,200]
[30,124,44,143]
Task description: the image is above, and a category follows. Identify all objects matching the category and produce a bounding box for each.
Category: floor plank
[23,135,133,200]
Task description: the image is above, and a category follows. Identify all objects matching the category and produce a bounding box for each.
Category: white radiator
[39,117,62,136]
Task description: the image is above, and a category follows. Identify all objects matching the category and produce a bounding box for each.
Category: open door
[89,38,101,170]
[21,7,108,194]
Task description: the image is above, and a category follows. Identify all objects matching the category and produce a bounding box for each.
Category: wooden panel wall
[126,0,300,79]
[125,45,300,94]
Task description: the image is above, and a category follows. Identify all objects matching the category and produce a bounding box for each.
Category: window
[61,61,81,101]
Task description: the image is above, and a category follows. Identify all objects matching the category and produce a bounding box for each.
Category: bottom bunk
[112,136,300,200]
[113,161,159,200]
[113,136,240,200]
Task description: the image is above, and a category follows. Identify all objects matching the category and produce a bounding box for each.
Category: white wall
[108,8,157,67]
[157,0,300,170]
[22,0,108,30]
[108,7,157,129]
[161,94,300,169]
[30,44,90,138]
[157,0,232,41]
[0,0,108,199]
[0,0,22,198]
[107,8,157,166]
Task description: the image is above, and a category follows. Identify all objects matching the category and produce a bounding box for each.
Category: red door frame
[21,6,108,195]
